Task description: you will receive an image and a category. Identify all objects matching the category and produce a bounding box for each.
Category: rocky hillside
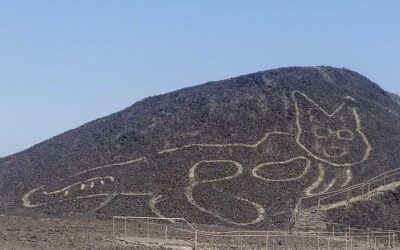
[1,66,400,230]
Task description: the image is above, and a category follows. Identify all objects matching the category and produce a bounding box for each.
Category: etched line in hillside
[318,181,400,211]
[73,157,147,177]
[252,157,312,182]
[44,176,115,195]
[121,192,153,196]
[149,195,177,223]
[293,91,372,167]
[22,90,374,226]
[158,132,294,155]
[22,188,111,208]
[305,164,325,196]
[158,148,180,154]
[22,187,46,208]
[320,179,336,194]
[149,195,164,218]
[22,180,152,209]
[23,190,152,209]
[341,169,352,187]
[185,160,265,226]
[294,90,348,118]
[353,109,372,159]
[314,67,334,84]
[91,193,117,212]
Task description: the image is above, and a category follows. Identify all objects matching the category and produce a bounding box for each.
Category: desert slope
[1,66,400,229]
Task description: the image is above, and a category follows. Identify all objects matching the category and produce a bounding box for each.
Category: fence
[112,216,197,249]
[111,167,400,249]
[111,216,400,249]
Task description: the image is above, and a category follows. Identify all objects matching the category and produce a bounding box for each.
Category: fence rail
[110,169,400,249]
[112,216,400,249]
[295,166,400,214]
[288,167,400,249]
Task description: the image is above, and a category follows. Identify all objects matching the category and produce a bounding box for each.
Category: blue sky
[0,1,399,157]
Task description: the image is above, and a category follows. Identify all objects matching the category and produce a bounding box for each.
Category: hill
[1,66,400,230]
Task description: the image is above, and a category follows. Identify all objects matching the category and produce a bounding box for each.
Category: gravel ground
[0,214,159,249]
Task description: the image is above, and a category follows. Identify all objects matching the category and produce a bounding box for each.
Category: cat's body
[22,91,372,227]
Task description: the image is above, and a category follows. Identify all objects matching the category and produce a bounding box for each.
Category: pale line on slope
[22,187,45,208]
[91,193,117,212]
[73,157,147,176]
[188,160,243,181]
[185,160,265,226]
[44,176,115,195]
[305,164,325,196]
[320,179,336,194]
[76,131,294,175]
[252,156,312,182]
[293,90,347,118]
[293,90,372,167]
[23,184,151,209]
[352,108,372,161]
[120,192,153,196]
[314,67,334,84]
[341,169,352,187]
[24,90,372,222]
[319,180,400,211]
[149,195,176,223]
[22,189,112,208]
[158,132,294,155]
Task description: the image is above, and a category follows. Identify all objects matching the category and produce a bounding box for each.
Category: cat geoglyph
[22,90,372,226]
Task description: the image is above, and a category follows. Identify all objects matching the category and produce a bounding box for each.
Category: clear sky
[0,1,399,157]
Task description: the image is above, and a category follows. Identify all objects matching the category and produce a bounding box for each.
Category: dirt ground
[0,212,160,249]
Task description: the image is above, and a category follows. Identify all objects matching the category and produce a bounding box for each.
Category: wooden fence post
[164,226,168,246]
[194,230,198,250]
[146,218,150,245]
[327,235,330,250]
[112,217,115,238]
[124,218,127,238]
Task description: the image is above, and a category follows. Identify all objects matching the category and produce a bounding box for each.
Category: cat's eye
[337,130,355,140]
[313,127,331,138]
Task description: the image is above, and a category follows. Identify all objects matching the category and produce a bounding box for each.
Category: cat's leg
[304,163,352,196]
[251,157,320,219]
[184,160,265,226]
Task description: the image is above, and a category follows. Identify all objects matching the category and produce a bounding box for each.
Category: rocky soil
[0,212,158,249]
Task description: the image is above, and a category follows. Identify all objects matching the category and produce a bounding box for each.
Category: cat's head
[292,91,371,167]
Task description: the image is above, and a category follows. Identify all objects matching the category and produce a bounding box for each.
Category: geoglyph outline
[22,90,377,226]
[293,90,372,167]
[185,160,265,226]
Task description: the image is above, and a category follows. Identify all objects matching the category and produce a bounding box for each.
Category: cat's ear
[292,91,327,121]
[338,96,356,114]
[293,91,356,118]
[336,96,358,127]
